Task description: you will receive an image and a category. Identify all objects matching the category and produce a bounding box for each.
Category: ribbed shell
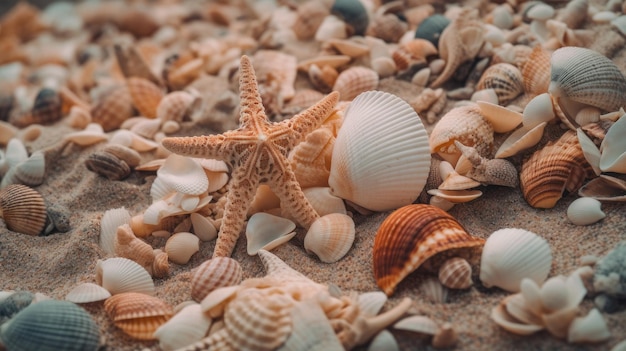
[95,257,155,296]
[191,257,243,302]
[304,213,355,263]
[329,91,431,212]
[332,66,379,101]
[0,300,100,351]
[290,128,335,188]
[85,151,131,181]
[521,45,551,97]
[156,91,195,123]
[476,63,524,105]
[0,184,47,236]
[30,88,62,125]
[104,292,173,340]
[438,257,472,289]
[549,47,626,112]
[127,77,164,118]
[90,84,134,132]
[114,224,155,272]
[65,283,112,304]
[373,204,485,296]
[520,130,596,209]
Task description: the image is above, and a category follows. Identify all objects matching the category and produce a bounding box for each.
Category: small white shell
[393,315,438,335]
[523,93,555,129]
[567,309,612,343]
[304,213,355,263]
[165,232,200,265]
[96,257,155,296]
[566,197,605,226]
[153,303,212,351]
[479,228,552,292]
[157,154,209,196]
[329,91,431,212]
[357,291,388,317]
[245,212,296,256]
[65,282,111,303]
[100,207,131,255]
[599,112,626,173]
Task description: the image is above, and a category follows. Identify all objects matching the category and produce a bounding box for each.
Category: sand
[1,0,626,350]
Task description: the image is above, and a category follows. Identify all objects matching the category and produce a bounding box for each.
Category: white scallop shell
[154,303,212,351]
[245,212,296,256]
[479,228,552,292]
[328,90,431,212]
[96,257,155,295]
[65,282,112,303]
[599,112,626,173]
[157,154,209,196]
[99,207,131,255]
[165,232,200,265]
[566,197,605,226]
[304,213,355,263]
[12,150,45,186]
[190,213,218,242]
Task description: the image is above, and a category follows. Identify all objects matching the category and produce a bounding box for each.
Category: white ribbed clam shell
[304,213,355,263]
[96,257,155,295]
[165,232,200,265]
[329,91,431,212]
[357,291,387,317]
[157,154,208,195]
[65,282,111,303]
[480,228,552,292]
[12,151,45,187]
[154,303,212,351]
[566,197,605,226]
[99,207,131,255]
[245,212,296,256]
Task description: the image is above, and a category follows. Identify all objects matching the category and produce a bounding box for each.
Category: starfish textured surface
[162,55,339,257]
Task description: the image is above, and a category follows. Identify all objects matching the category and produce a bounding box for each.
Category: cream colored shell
[304,213,355,263]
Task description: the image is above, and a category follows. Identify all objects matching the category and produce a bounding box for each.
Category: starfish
[161,55,339,257]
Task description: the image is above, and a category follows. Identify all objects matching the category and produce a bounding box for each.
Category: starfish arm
[238,55,267,128]
[269,167,320,229]
[278,91,339,145]
[212,168,259,257]
[160,134,233,161]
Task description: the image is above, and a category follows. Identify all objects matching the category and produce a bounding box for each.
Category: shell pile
[1,0,625,350]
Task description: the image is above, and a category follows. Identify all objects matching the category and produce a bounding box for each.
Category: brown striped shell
[332,66,379,101]
[31,88,62,125]
[127,77,164,119]
[0,184,47,236]
[373,204,485,296]
[104,292,173,340]
[520,130,597,209]
[191,257,243,302]
[476,63,524,105]
[90,84,134,132]
[521,46,551,98]
[85,151,131,181]
[438,257,472,289]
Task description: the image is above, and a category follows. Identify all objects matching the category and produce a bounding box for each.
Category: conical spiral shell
[191,257,243,302]
[373,204,485,296]
[0,184,47,236]
[549,47,626,113]
[104,292,173,340]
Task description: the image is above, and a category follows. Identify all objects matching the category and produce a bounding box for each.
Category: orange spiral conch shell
[0,184,47,236]
[373,204,484,296]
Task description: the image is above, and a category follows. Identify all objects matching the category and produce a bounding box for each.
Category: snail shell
[0,184,48,236]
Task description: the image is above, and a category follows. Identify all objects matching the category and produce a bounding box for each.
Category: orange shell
[521,45,551,98]
[104,292,173,340]
[127,77,164,119]
[0,184,47,236]
[373,204,484,296]
[191,257,243,302]
[91,84,134,132]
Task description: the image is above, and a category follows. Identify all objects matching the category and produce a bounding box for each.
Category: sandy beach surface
[1,0,625,350]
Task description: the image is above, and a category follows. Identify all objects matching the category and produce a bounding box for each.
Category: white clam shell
[368,330,399,351]
[304,213,355,263]
[245,212,296,255]
[577,128,602,176]
[96,257,155,295]
[65,282,112,303]
[522,93,555,129]
[599,112,626,173]
[357,291,388,317]
[567,308,611,343]
[5,138,28,168]
[165,232,200,265]
[479,228,552,292]
[99,207,131,255]
[329,90,431,212]
[157,154,209,195]
[495,122,547,159]
[153,303,212,351]
[566,197,605,226]
[393,315,438,335]
[63,123,108,146]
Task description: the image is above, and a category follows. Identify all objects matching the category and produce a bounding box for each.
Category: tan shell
[302,187,346,216]
[373,204,485,296]
[191,257,243,302]
[114,224,155,274]
[304,213,355,263]
[156,91,195,123]
[520,130,596,208]
[152,249,169,279]
[104,292,173,340]
[102,144,141,168]
[113,43,162,85]
[90,84,134,132]
[292,0,330,40]
[308,64,338,93]
[521,46,551,98]
[392,39,437,71]
[367,13,408,43]
[476,63,524,106]
[84,151,131,181]
[252,50,297,101]
[289,128,334,188]
[164,232,200,265]
[127,77,164,119]
[332,66,379,101]
[0,184,47,236]
[578,174,626,202]
[438,257,472,290]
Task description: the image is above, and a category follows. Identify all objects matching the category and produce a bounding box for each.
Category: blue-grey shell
[0,292,35,325]
[414,14,450,47]
[0,300,100,351]
[331,0,369,36]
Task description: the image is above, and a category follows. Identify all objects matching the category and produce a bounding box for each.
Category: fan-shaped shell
[90,84,134,132]
[476,63,524,106]
[191,257,243,302]
[157,154,208,196]
[0,184,47,236]
[156,91,195,123]
[104,292,173,340]
[479,228,552,292]
[332,66,379,101]
[303,187,347,216]
[329,91,431,212]
[549,47,626,117]
[165,232,200,265]
[65,283,112,304]
[154,303,212,351]
[438,257,472,289]
[127,77,164,119]
[521,46,551,98]
[99,207,131,255]
[304,213,355,263]
[373,204,485,296]
[520,130,596,208]
[95,257,155,296]
[0,300,100,351]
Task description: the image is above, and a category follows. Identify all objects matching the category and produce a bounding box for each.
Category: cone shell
[549,47,626,114]
[373,204,485,296]
[329,91,431,212]
[164,232,200,265]
[0,184,47,236]
[438,257,473,289]
[332,66,379,101]
[479,228,552,292]
[127,77,164,119]
[476,63,524,106]
[95,257,155,296]
[304,213,355,263]
[0,300,100,351]
[90,84,134,132]
[104,292,173,340]
[520,130,596,209]
[191,257,243,302]
[65,282,111,304]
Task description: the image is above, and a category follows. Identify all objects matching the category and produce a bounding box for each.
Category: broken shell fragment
[566,197,605,226]
[578,174,626,201]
